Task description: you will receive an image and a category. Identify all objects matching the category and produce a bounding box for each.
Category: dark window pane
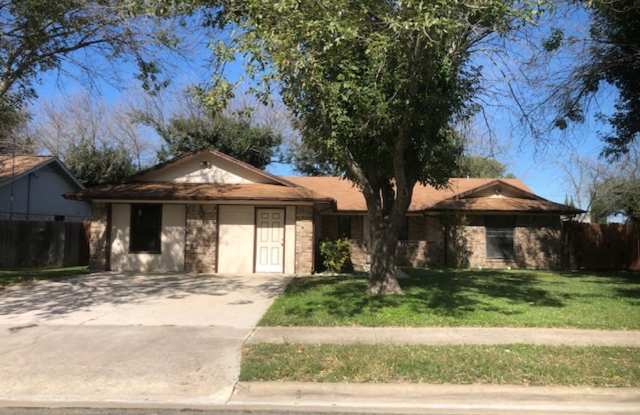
[337,216,351,238]
[485,215,515,259]
[130,204,162,253]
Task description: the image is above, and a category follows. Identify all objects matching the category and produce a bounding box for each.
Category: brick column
[88,202,109,272]
[184,204,218,273]
[295,206,314,274]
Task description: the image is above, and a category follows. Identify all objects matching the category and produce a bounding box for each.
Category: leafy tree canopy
[135,104,282,169]
[546,0,639,158]
[0,105,35,155]
[285,139,341,176]
[138,0,544,294]
[64,140,136,187]
[591,177,640,223]
[0,0,179,119]
[455,155,514,178]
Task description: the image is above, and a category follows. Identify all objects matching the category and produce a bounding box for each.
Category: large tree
[544,0,639,158]
[144,0,541,294]
[0,0,179,120]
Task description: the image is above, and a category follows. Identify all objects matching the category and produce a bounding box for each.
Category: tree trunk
[366,214,403,295]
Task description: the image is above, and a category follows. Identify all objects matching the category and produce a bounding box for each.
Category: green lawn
[241,343,640,387]
[0,266,88,287]
[260,269,640,329]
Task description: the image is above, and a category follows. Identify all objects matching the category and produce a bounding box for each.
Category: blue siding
[0,163,90,220]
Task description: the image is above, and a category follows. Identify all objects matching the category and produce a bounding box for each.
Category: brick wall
[449,214,562,269]
[295,206,314,274]
[319,212,563,270]
[184,204,217,273]
[88,202,109,271]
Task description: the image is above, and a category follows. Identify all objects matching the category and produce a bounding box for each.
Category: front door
[255,208,285,273]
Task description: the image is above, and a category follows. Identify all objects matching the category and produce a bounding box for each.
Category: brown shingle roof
[66,182,334,203]
[283,176,539,212]
[0,155,53,185]
[430,195,579,213]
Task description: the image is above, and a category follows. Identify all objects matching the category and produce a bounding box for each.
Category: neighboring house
[68,149,581,273]
[0,155,90,222]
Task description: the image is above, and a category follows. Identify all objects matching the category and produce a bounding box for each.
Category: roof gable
[444,179,542,201]
[0,155,83,190]
[131,149,294,186]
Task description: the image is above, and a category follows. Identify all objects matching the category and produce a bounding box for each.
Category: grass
[0,266,88,287]
[259,268,640,329]
[241,343,640,387]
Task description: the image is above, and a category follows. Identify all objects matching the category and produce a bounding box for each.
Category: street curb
[229,382,640,414]
[249,326,640,346]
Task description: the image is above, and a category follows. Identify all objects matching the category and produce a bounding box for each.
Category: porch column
[88,202,110,272]
[184,204,218,273]
[295,206,314,274]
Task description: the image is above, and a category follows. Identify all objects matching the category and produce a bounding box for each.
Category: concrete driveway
[0,272,289,405]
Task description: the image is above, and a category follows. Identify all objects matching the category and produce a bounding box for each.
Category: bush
[319,238,352,273]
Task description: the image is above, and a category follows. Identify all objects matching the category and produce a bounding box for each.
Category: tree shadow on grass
[280,269,569,323]
[401,269,566,318]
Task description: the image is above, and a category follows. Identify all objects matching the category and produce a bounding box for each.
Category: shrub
[319,238,352,273]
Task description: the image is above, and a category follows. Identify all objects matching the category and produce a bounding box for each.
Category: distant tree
[455,155,514,178]
[134,97,282,169]
[34,92,154,169]
[590,178,640,223]
[64,140,135,187]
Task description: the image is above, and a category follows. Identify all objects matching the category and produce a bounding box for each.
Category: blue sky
[29,6,614,207]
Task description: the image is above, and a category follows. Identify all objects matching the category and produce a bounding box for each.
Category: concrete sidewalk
[248,326,640,346]
[230,381,640,414]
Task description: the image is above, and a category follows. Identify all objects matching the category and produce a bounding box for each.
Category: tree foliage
[285,139,340,176]
[455,155,514,178]
[138,0,542,294]
[591,178,640,223]
[588,146,640,223]
[0,105,35,155]
[64,140,136,187]
[0,0,178,119]
[546,0,639,158]
[135,102,282,169]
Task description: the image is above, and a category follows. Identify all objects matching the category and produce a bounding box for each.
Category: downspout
[105,203,112,271]
[443,221,448,267]
[25,172,32,220]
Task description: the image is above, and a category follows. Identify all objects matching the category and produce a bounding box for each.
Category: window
[337,215,351,238]
[130,204,162,253]
[485,215,515,259]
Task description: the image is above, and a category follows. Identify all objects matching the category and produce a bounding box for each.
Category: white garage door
[218,205,255,274]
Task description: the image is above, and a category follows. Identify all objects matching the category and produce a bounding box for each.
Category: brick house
[67,149,581,274]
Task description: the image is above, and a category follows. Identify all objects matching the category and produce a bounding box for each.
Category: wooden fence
[563,221,640,271]
[0,220,89,268]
